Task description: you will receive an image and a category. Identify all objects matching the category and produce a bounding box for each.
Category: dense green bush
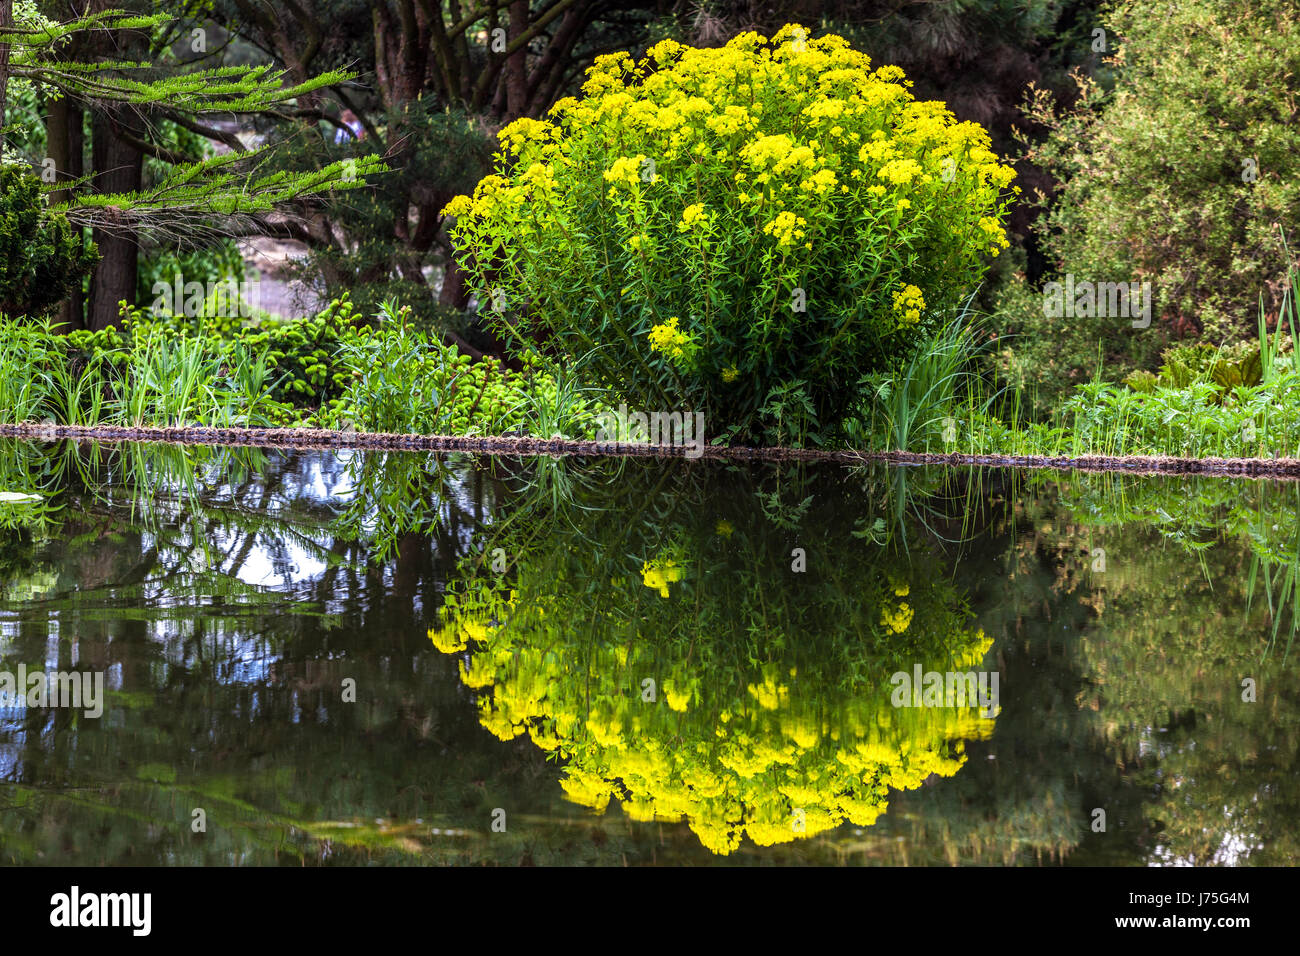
[445,26,1015,444]
[0,167,97,319]
[117,295,371,415]
[323,300,606,437]
[991,0,1300,414]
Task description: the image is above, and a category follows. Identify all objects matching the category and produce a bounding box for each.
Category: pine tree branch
[112,125,202,166]
[55,150,389,240]
[160,110,247,153]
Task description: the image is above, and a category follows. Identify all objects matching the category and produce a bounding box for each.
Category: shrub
[0,167,97,319]
[444,25,1016,443]
[325,300,606,437]
[117,295,371,413]
[996,0,1300,412]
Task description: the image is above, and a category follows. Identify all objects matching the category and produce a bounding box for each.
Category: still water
[0,439,1296,865]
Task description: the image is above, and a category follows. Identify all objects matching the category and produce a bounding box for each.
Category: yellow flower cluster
[800,168,838,195]
[892,284,925,327]
[603,153,649,189]
[876,158,925,186]
[678,202,710,232]
[721,365,740,383]
[763,211,808,248]
[880,601,914,633]
[978,215,1012,256]
[498,117,554,157]
[646,315,696,366]
[441,194,473,219]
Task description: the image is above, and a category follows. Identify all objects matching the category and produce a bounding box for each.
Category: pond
[0,438,1296,865]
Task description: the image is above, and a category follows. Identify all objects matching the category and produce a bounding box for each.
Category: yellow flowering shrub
[443,25,1016,443]
[645,315,697,368]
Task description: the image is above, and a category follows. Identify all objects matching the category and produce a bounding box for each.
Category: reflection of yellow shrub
[430,587,995,855]
[640,556,683,598]
[880,601,914,633]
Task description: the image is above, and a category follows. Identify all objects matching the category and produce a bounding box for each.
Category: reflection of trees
[798,469,1300,867]
[0,439,536,864]
[813,471,1154,865]
[432,458,999,855]
[1044,472,1300,865]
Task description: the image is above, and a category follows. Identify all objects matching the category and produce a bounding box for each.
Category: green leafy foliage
[1154,342,1263,394]
[991,0,1300,411]
[0,167,97,318]
[0,295,602,437]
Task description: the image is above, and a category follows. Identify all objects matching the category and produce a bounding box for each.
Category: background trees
[2,0,1106,349]
[0,1,377,329]
[988,0,1300,415]
[205,0,669,346]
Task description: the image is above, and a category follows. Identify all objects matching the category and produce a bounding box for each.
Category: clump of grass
[0,317,65,423]
[846,300,998,453]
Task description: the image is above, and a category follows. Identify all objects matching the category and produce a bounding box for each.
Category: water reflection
[0,439,1295,864]
[432,460,997,854]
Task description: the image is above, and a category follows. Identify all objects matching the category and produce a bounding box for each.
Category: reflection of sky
[234,540,328,589]
[142,450,472,591]
[147,619,278,686]
[1150,820,1263,866]
[0,740,22,779]
[0,451,479,792]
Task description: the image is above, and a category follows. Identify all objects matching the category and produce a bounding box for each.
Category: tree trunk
[47,95,88,330]
[88,106,143,330]
[438,256,469,309]
[504,0,529,118]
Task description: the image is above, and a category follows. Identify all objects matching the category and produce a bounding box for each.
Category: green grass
[0,303,604,440]
[950,258,1300,460]
[844,300,1000,453]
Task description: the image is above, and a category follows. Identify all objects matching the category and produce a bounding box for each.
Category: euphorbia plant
[444,25,1016,444]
